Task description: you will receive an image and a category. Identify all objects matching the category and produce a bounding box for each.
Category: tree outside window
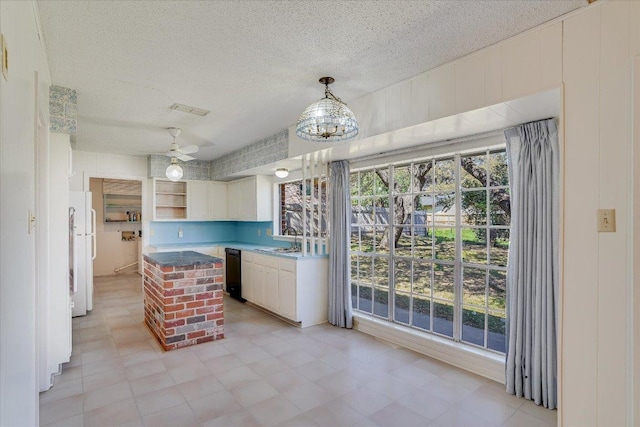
[350,148,509,353]
[279,179,327,237]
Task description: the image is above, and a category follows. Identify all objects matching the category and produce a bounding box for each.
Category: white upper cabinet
[227,176,272,221]
[146,175,275,222]
[183,180,229,221]
[227,180,241,220]
[209,181,228,220]
[187,180,210,220]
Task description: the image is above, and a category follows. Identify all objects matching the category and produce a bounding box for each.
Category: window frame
[350,147,509,354]
[278,178,328,238]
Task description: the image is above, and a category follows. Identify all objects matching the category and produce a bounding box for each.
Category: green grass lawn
[355,286,505,334]
[351,227,508,323]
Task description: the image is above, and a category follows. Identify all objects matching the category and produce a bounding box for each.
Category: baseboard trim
[353,313,505,383]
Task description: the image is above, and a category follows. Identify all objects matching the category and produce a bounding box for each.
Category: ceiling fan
[165,127,199,161]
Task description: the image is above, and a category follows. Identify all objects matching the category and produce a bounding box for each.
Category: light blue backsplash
[236,222,285,246]
[149,221,236,245]
[149,221,289,247]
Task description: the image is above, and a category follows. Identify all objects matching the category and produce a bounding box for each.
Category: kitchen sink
[272,247,300,253]
[255,247,300,254]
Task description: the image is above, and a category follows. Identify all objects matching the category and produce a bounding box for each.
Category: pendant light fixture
[165,157,183,181]
[296,77,358,142]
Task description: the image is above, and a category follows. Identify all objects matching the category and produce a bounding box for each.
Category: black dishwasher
[225,248,244,302]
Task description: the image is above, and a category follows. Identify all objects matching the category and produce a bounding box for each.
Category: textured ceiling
[37,0,586,161]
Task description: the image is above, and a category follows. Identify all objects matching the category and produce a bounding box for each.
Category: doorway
[89,178,142,276]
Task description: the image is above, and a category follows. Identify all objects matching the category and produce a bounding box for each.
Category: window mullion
[453,154,462,343]
[485,150,491,348]
[389,166,395,322]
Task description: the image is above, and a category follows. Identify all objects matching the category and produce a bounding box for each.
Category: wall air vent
[169,103,210,116]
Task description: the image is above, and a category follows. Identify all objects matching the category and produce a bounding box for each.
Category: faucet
[282,226,300,251]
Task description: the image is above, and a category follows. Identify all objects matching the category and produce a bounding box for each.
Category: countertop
[143,250,223,267]
[147,241,328,260]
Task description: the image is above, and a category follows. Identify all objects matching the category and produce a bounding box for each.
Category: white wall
[70,150,147,191]
[0,1,52,425]
[562,2,640,425]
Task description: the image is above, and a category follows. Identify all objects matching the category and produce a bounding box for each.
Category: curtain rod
[507,117,557,129]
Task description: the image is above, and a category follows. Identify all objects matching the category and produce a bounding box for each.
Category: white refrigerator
[70,191,96,317]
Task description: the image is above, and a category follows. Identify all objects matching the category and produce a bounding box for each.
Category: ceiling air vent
[169,103,210,116]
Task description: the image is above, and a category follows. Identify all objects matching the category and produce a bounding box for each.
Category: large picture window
[350,148,509,353]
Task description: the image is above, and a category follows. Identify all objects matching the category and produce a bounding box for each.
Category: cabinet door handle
[91,208,97,260]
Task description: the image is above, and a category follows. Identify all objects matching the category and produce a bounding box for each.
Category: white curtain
[504,118,559,409]
[328,160,353,328]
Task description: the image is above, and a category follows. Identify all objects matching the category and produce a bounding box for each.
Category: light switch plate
[597,209,616,232]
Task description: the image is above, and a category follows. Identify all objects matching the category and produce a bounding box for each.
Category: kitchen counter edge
[146,242,328,260]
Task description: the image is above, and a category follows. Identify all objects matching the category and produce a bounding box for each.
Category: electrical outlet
[178,227,183,238]
[266,228,272,236]
[597,209,616,232]
[150,228,154,237]
[257,229,261,236]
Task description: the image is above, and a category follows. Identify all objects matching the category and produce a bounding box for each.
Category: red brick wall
[143,256,224,351]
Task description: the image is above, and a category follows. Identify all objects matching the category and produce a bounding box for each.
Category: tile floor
[39,274,556,427]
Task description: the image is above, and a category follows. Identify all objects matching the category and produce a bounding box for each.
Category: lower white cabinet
[277,270,296,320]
[241,251,328,327]
[245,254,276,309]
[263,266,279,312]
[241,252,253,301]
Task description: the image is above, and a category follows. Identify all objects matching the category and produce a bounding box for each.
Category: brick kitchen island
[143,251,224,351]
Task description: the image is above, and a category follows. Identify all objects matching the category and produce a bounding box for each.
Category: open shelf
[104,193,142,223]
[154,180,187,220]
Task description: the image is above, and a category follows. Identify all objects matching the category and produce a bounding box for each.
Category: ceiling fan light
[296,77,358,143]
[166,158,183,181]
[275,168,289,178]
